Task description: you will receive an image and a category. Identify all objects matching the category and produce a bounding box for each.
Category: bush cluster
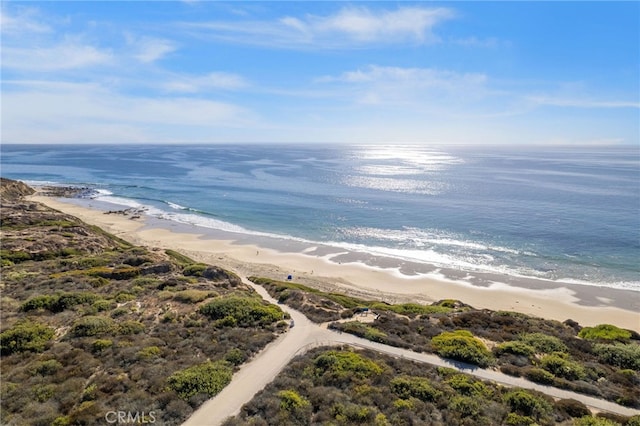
[389,376,441,402]
[593,343,640,371]
[431,330,493,367]
[224,346,640,426]
[21,292,100,313]
[0,319,55,355]
[579,324,632,342]
[199,296,283,327]
[313,350,384,381]
[166,360,233,400]
[71,316,115,337]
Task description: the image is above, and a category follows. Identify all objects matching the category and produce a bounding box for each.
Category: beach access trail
[183,276,640,425]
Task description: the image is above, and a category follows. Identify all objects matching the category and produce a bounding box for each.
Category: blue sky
[1,1,638,145]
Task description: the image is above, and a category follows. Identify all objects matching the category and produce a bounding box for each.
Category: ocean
[1,144,638,291]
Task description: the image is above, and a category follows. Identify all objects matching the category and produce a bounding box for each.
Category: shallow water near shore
[2,143,639,292]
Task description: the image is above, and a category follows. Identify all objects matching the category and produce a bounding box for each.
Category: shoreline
[29,195,640,331]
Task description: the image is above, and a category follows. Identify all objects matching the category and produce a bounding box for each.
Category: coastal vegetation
[250,276,457,323]
[0,180,285,425]
[224,346,640,426]
[253,277,640,409]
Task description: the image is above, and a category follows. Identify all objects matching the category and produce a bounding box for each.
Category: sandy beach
[30,195,640,331]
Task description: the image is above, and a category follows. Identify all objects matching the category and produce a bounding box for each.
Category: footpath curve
[183,278,640,425]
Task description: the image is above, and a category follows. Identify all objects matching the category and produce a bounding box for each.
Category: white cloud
[2,80,254,143]
[527,96,639,109]
[2,40,113,71]
[163,72,248,93]
[310,6,453,43]
[181,6,454,48]
[126,35,178,63]
[0,7,51,34]
[317,65,488,106]
[323,65,486,85]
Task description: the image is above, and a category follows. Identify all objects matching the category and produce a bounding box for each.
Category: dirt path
[184,277,640,425]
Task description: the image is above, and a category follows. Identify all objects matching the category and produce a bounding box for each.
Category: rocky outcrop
[0,179,119,258]
[0,178,35,201]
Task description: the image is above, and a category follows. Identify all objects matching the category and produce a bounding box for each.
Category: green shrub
[174,290,215,304]
[540,354,586,380]
[435,299,460,308]
[159,311,177,323]
[390,375,441,402]
[183,263,208,277]
[393,399,414,410]
[110,307,129,318]
[115,292,135,303]
[278,389,310,411]
[92,299,115,312]
[165,249,196,265]
[519,332,568,353]
[448,396,481,418]
[579,324,632,342]
[59,247,81,257]
[0,249,32,263]
[21,292,100,312]
[524,367,555,384]
[111,266,140,280]
[123,255,152,266]
[445,374,488,396]
[33,384,56,402]
[627,416,640,426]
[137,346,162,360]
[495,341,536,357]
[52,416,71,426]
[71,316,115,337]
[332,403,376,423]
[369,302,451,316]
[21,295,58,312]
[504,412,536,425]
[313,350,384,380]
[91,339,113,353]
[199,296,283,327]
[81,383,97,402]
[503,390,552,420]
[431,330,493,367]
[338,321,387,343]
[593,343,640,370]
[167,360,233,400]
[224,348,247,366]
[53,292,99,312]
[0,320,55,355]
[554,399,590,418]
[89,277,109,288]
[77,256,109,268]
[29,359,63,376]
[573,416,622,425]
[118,321,145,335]
[131,277,160,287]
